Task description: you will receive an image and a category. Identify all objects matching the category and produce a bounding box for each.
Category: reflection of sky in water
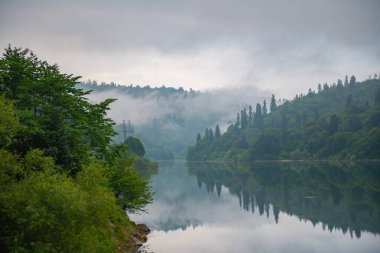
[131,161,380,253]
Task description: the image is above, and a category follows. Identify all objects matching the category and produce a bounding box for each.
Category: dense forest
[0,46,154,252]
[78,81,201,159]
[188,77,380,161]
[78,80,199,98]
[78,81,200,159]
[78,81,264,160]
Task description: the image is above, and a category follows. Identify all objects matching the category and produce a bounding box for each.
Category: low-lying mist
[86,85,270,158]
[88,86,269,126]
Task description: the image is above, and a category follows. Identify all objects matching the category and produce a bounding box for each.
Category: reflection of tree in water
[188,161,380,238]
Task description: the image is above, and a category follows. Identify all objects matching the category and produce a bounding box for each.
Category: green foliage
[0,96,20,147]
[187,78,380,161]
[0,47,154,252]
[0,46,117,174]
[124,136,145,157]
[270,94,277,112]
[215,125,221,139]
[0,169,125,252]
[110,160,154,213]
[0,149,23,187]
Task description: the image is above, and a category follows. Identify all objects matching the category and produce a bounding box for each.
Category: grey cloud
[1,0,379,97]
[2,0,379,50]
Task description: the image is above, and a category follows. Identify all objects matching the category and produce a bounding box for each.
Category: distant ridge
[187,76,380,161]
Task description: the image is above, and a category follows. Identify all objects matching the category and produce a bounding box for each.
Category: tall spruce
[254,103,263,129]
[241,108,248,129]
[248,105,253,124]
[262,100,268,115]
[196,133,201,144]
[215,125,221,139]
[270,94,277,112]
[349,75,356,86]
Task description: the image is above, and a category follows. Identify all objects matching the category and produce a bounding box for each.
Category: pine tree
[236,113,240,128]
[254,103,263,129]
[208,128,214,142]
[317,83,322,93]
[241,108,248,129]
[215,125,221,139]
[270,94,277,112]
[349,75,356,86]
[262,100,268,115]
[337,79,343,88]
[204,128,209,140]
[196,133,201,144]
[248,105,253,124]
[344,75,349,86]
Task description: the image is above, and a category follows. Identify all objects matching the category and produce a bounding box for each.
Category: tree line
[78,80,199,98]
[187,75,380,161]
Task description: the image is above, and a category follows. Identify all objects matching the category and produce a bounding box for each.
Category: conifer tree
[262,100,268,115]
[236,113,240,128]
[349,75,356,86]
[196,133,201,144]
[270,94,277,112]
[208,128,214,142]
[204,128,209,140]
[337,79,343,88]
[254,103,263,129]
[215,125,221,139]
[241,108,248,129]
[248,105,253,124]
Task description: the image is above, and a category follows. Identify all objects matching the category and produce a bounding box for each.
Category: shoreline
[119,222,151,253]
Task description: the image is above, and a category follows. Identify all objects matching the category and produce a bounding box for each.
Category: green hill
[187,78,380,161]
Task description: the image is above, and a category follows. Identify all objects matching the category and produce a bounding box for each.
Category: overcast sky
[1,0,379,97]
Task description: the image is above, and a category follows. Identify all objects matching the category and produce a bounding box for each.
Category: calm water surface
[131,161,380,253]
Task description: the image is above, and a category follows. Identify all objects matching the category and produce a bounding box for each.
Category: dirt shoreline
[126,222,151,253]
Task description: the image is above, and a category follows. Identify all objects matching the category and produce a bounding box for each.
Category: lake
[130,161,380,253]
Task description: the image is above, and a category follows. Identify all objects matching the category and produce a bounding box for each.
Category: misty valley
[79,75,380,252]
[2,0,380,252]
[1,48,379,252]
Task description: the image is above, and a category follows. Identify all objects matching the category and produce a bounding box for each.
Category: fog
[86,85,269,128]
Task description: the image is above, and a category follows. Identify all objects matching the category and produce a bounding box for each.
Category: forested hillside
[79,81,267,160]
[0,46,153,252]
[187,76,380,161]
[78,82,202,159]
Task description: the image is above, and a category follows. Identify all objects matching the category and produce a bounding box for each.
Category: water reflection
[188,161,380,238]
[131,161,380,253]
